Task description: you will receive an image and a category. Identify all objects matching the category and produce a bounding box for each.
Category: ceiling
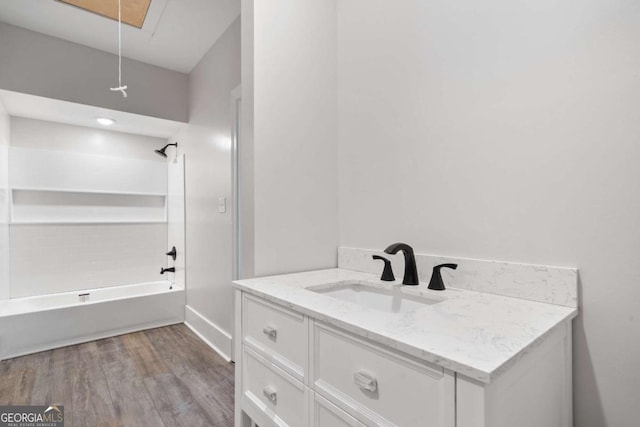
[0,0,240,73]
[0,90,186,138]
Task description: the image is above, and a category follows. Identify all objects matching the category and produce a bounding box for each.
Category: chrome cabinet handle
[263,386,277,403]
[354,371,378,392]
[262,326,277,339]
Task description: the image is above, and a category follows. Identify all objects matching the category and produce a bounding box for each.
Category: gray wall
[337,1,639,426]
[240,0,255,280]
[173,18,241,357]
[0,23,188,122]
[250,0,339,276]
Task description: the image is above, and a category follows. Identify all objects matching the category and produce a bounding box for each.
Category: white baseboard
[185,305,233,362]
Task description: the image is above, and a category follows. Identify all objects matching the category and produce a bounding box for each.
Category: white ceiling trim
[0,90,186,139]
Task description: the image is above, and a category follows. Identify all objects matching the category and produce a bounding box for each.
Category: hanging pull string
[110,0,128,98]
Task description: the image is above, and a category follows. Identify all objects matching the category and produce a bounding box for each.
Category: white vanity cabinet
[234,290,573,427]
[313,393,366,427]
[312,322,455,426]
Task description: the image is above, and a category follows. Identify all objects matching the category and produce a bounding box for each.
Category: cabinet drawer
[242,345,308,427]
[243,294,308,380]
[313,323,455,427]
[314,392,365,427]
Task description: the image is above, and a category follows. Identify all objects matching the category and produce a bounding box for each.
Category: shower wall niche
[10,147,167,223]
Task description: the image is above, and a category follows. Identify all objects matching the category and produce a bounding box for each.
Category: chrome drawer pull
[262,326,277,339]
[354,371,378,392]
[263,386,277,403]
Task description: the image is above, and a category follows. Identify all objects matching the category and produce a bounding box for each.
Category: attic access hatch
[58,0,152,28]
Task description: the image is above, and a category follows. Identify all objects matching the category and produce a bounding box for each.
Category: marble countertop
[233,268,577,383]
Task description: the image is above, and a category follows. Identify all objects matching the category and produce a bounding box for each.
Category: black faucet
[428,264,457,291]
[384,243,419,286]
[372,255,395,281]
[160,267,175,275]
[166,246,177,261]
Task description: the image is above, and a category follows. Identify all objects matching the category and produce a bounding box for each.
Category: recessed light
[96,117,115,126]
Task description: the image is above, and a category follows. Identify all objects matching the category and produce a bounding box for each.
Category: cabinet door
[313,322,455,427]
[243,294,308,382]
[313,393,365,427]
[242,345,309,427]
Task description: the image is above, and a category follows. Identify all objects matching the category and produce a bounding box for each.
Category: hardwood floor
[0,324,235,427]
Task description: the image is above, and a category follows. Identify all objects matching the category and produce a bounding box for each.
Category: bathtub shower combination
[0,144,186,361]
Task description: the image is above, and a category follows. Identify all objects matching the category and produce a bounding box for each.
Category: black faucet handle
[428,263,458,291]
[166,246,177,261]
[372,255,395,282]
[436,263,458,270]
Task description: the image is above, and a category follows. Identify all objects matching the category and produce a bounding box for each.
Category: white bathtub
[0,281,185,360]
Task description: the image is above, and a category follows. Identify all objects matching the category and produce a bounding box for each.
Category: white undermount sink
[311,281,444,314]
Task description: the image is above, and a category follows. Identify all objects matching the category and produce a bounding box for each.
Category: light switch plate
[218,197,226,213]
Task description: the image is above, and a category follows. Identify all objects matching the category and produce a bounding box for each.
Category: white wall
[172,19,240,359]
[337,1,640,426]
[0,100,9,300]
[9,118,169,297]
[10,224,167,297]
[10,117,166,160]
[251,0,338,276]
[0,23,188,122]
[167,154,186,291]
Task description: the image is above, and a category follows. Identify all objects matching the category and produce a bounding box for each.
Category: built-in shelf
[9,148,169,225]
[10,187,167,197]
[10,220,168,225]
[11,188,167,224]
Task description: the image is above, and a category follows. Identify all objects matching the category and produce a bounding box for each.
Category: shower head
[155,142,178,158]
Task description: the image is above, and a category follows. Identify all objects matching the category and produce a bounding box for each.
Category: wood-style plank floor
[0,324,234,427]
